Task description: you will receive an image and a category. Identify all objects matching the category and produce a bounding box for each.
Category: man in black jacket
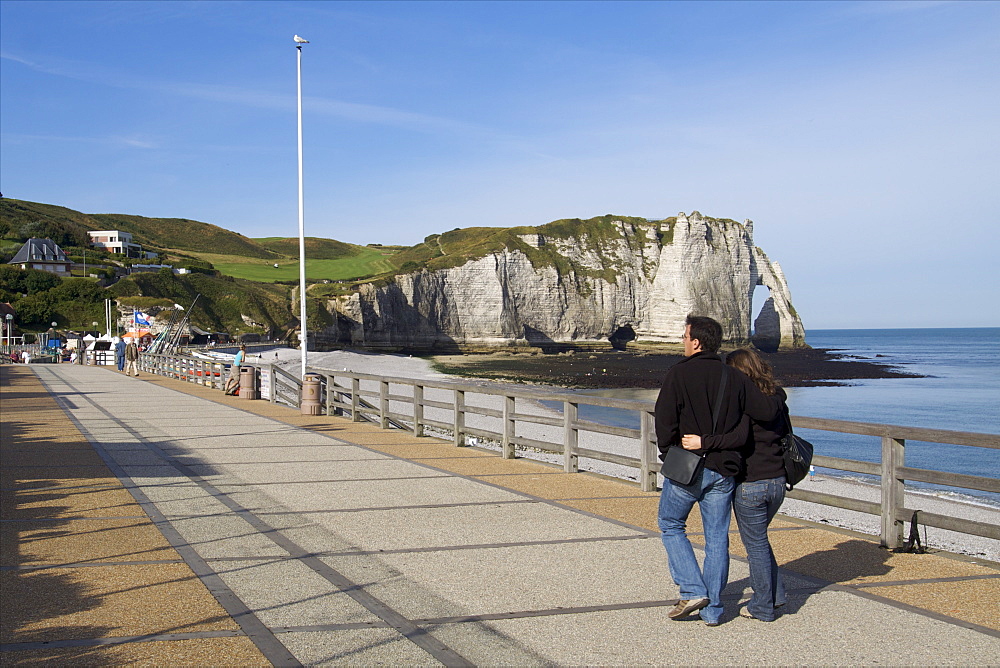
[654,315,779,626]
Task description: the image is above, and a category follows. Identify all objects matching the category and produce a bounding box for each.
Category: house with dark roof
[7,238,73,276]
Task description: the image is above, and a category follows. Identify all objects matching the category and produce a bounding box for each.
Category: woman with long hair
[682,347,788,621]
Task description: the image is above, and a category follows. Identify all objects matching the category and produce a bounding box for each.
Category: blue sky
[2,1,998,330]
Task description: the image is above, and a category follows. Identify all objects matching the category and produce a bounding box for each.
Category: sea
[559,328,1000,508]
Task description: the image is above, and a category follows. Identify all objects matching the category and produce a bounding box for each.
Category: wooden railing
[311,368,999,549]
[266,364,304,409]
[133,352,1000,548]
[140,352,228,389]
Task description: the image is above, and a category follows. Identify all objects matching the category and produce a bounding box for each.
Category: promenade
[2,363,998,666]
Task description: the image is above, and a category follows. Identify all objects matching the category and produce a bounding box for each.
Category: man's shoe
[668,598,709,620]
[740,609,774,622]
[703,619,720,627]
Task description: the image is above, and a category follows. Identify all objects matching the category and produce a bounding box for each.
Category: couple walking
[115,338,140,376]
[655,315,789,625]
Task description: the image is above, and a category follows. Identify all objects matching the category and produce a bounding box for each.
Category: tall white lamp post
[295,34,309,380]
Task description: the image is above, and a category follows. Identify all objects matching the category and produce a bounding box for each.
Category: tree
[13,292,56,327]
[0,265,62,295]
[24,269,63,294]
[52,278,104,302]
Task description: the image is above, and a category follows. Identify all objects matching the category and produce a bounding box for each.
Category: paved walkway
[2,363,998,666]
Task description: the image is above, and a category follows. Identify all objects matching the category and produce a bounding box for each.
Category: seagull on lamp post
[294,35,309,44]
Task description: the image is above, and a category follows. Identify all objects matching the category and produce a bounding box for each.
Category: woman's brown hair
[727,348,778,396]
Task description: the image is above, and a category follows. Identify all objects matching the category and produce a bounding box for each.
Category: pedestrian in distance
[684,348,789,622]
[654,315,781,626]
[124,338,140,377]
[114,337,126,372]
[225,344,246,396]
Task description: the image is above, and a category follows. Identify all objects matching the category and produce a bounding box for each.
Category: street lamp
[295,34,310,380]
[4,313,12,346]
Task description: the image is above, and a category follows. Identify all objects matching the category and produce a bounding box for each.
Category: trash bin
[240,366,258,400]
[300,373,322,415]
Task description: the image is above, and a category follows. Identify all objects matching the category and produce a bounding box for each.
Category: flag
[134,310,150,327]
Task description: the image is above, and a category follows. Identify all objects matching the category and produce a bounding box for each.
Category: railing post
[413,384,425,437]
[881,436,906,548]
[502,395,515,459]
[325,374,333,415]
[563,400,579,472]
[380,380,389,429]
[351,377,360,422]
[453,388,466,447]
[640,410,658,492]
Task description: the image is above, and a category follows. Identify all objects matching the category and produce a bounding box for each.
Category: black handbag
[661,366,729,486]
[780,411,814,490]
[660,444,704,486]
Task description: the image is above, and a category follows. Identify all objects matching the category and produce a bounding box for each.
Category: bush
[13,292,56,327]
[0,265,62,295]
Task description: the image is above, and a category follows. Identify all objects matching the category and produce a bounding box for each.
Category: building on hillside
[87,230,157,259]
[128,263,173,274]
[7,238,73,276]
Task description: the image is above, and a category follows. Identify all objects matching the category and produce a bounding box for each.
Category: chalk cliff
[322,212,806,350]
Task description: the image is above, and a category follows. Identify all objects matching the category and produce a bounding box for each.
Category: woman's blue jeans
[658,468,734,625]
[733,476,787,621]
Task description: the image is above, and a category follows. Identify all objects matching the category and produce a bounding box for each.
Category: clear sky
[2,1,998,330]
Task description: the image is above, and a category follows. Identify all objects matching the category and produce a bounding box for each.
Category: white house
[87,230,152,258]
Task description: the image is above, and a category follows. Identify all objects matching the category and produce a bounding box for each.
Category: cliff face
[324,212,806,350]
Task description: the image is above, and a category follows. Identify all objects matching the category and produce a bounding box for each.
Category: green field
[192,246,398,282]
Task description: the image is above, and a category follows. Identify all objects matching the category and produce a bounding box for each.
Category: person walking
[124,338,140,377]
[655,315,780,626]
[684,348,789,622]
[114,337,126,372]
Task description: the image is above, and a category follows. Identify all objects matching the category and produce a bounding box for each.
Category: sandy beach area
[253,348,999,563]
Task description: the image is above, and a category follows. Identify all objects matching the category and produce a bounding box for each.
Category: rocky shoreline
[429,346,923,389]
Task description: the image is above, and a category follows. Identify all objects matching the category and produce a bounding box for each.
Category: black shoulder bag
[780,410,814,490]
[661,366,729,486]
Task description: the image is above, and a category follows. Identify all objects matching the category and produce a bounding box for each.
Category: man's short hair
[685,315,722,353]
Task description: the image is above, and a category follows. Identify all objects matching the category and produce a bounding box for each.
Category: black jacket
[655,352,781,477]
[703,387,789,482]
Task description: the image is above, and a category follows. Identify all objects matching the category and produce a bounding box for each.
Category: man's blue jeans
[733,476,787,621]
[658,467,734,624]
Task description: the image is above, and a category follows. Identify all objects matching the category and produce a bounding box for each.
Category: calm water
[558,328,1000,506]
